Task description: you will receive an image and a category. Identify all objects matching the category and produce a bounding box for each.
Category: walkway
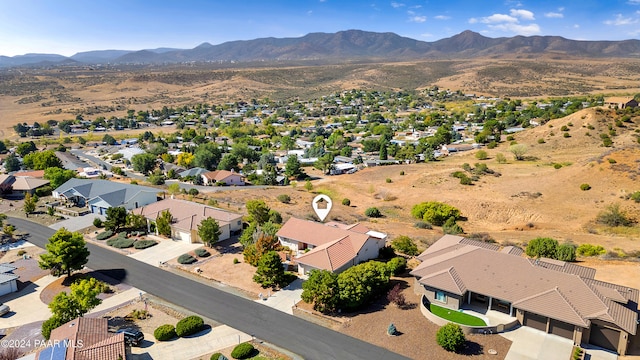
[255,278,303,315]
[501,326,573,360]
[128,237,201,266]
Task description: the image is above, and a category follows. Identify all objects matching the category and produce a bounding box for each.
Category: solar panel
[38,340,68,360]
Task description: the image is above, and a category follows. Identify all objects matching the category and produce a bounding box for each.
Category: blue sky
[1,0,640,56]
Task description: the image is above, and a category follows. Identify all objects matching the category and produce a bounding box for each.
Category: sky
[2,0,640,57]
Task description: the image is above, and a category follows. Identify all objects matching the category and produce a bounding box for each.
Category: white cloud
[409,15,427,23]
[604,14,639,26]
[628,0,640,4]
[489,23,541,35]
[544,12,563,18]
[510,9,535,20]
[468,17,478,24]
[434,15,451,20]
[482,14,519,23]
[573,24,580,28]
[391,2,405,8]
[307,10,313,15]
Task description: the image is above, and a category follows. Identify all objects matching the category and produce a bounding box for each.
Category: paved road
[70,149,145,180]
[8,218,409,360]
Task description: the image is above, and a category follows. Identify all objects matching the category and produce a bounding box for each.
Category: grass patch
[429,303,487,326]
[314,188,338,198]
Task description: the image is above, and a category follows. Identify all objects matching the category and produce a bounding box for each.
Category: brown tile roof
[277,217,370,249]
[74,333,126,360]
[296,236,356,271]
[202,170,244,181]
[11,177,50,191]
[411,236,639,334]
[132,198,242,232]
[14,170,45,178]
[45,317,125,360]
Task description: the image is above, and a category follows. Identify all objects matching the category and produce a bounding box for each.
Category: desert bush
[385,178,392,183]
[211,353,228,360]
[608,158,617,164]
[154,324,176,341]
[126,309,150,320]
[561,125,569,131]
[195,248,211,258]
[466,232,496,243]
[400,170,405,175]
[342,198,351,206]
[411,201,461,226]
[96,230,113,240]
[442,217,464,235]
[563,132,571,138]
[629,191,640,203]
[576,244,606,257]
[364,207,382,218]
[580,183,591,191]
[176,315,204,337]
[231,342,255,359]
[537,138,546,144]
[436,323,465,352]
[475,150,488,160]
[178,254,197,264]
[276,194,291,203]
[414,221,432,229]
[556,243,577,262]
[553,163,563,169]
[233,258,239,264]
[133,240,157,249]
[36,186,53,197]
[487,141,497,149]
[93,218,103,228]
[596,204,632,227]
[526,237,558,258]
[495,153,507,164]
[391,235,419,256]
[387,257,407,275]
[106,237,135,248]
[17,249,26,256]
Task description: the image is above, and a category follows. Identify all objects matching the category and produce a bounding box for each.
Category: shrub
[154,324,176,341]
[276,194,291,203]
[386,283,406,307]
[188,188,199,196]
[563,132,571,138]
[364,207,382,218]
[414,221,432,229]
[231,342,255,359]
[93,218,103,228]
[556,243,577,262]
[195,248,211,258]
[391,236,419,256]
[385,178,392,183]
[526,237,558,258]
[106,238,135,248]
[387,257,407,275]
[17,249,26,256]
[576,244,606,257]
[134,240,157,249]
[580,183,591,191]
[178,254,197,264]
[233,258,239,264]
[487,141,497,149]
[495,153,507,164]
[475,150,488,160]
[96,230,113,240]
[35,186,53,197]
[342,198,351,206]
[629,191,640,203]
[175,315,204,337]
[400,171,405,175]
[411,201,461,226]
[436,323,465,352]
[442,217,464,235]
[608,158,617,164]
[537,138,546,144]
[211,353,228,360]
[553,163,563,169]
[596,204,632,227]
[378,246,395,259]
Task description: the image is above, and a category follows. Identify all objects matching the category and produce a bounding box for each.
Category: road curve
[8,217,409,360]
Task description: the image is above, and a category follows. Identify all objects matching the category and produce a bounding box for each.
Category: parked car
[117,328,144,346]
[0,303,10,316]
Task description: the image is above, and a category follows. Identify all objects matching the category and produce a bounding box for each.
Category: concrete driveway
[256,278,303,314]
[49,213,105,232]
[502,326,573,360]
[128,237,201,266]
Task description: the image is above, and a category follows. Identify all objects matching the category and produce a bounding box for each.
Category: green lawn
[429,303,487,326]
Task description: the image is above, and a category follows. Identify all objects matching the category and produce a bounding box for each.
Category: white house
[0,264,18,296]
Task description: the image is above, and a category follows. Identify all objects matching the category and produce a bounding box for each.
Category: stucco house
[605,97,638,109]
[411,235,639,355]
[53,178,160,215]
[131,198,242,243]
[276,217,387,275]
[0,264,18,296]
[201,170,245,186]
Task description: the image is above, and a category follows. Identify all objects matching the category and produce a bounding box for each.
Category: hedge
[106,238,135,248]
[231,342,255,359]
[195,248,211,258]
[134,240,158,249]
[177,254,197,264]
[175,315,204,337]
[154,324,176,341]
[387,257,407,276]
[210,353,228,360]
[96,230,113,240]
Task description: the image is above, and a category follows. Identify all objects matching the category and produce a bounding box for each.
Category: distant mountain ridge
[2,30,640,68]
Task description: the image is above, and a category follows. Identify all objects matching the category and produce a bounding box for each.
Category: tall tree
[104,206,127,232]
[3,153,20,172]
[246,200,271,225]
[23,192,37,217]
[253,251,285,289]
[301,269,339,313]
[193,143,222,170]
[39,228,90,277]
[22,150,63,170]
[156,210,172,237]
[131,153,157,175]
[44,167,76,189]
[198,217,221,247]
[285,155,304,179]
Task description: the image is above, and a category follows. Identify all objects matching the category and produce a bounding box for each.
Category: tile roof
[296,236,356,271]
[202,170,244,181]
[411,236,639,334]
[132,198,242,232]
[11,177,50,191]
[45,317,125,360]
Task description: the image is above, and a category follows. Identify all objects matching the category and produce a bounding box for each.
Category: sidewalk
[90,287,145,314]
[255,278,303,315]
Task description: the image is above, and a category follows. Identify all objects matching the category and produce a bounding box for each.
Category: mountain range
[2,30,640,68]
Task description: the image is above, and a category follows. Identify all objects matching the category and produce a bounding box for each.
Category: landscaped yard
[430,303,487,326]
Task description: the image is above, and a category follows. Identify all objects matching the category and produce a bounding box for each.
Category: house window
[237,220,241,226]
[435,291,447,303]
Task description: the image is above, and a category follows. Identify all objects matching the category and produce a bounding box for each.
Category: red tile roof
[43,317,125,360]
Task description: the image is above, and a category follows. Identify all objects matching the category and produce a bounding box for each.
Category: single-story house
[53,178,160,215]
[201,170,245,186]
[0,264,18,296]
[410,235,639,355]
[178,167,209,178]
[131,198,242,243]
[25,317,126,360]
[55,151,90,171]
[0,175,13,193]
[116,146,145,161]
[604,97,638,109]
[276,217,387,275]
[11,176,50,195]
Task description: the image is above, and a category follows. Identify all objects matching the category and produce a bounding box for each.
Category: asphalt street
[8,217,409,360]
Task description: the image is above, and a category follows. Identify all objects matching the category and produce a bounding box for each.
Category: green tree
[526,237,559,258]
[436,323,466,352]
[39,228,90,277]
[301,269,339,313]
[253,251,285,288]
[104,206,127,232]
[131,153,157,175]
[304,180,313,192]
[198,217,221,247]
[338,261,391,310]
[23,192,37,217]
[442,216,464,235]
[217,153,240,171]
[556,243,576,262]
[391,235,419,256]
[126,213,147,232]
[509,144,528,161]
[15,141,37,157]
[193,142,222,170]
[44,167,76,189]
[167,183,181,197]
[379,142,388,160]
[411,202,461,226]
[102,134,116,145]
[156,210,172,237]
[246,200,271,225]
[285,156,304,179]
[3,154,20,172]
[23,150,63,170]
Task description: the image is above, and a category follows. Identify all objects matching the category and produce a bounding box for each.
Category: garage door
[549,319,574,340]
[590,323,619,352]
[523,312,547,332]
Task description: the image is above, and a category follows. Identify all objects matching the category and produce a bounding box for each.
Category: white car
[0,303,10,316]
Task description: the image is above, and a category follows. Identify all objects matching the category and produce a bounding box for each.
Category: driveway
[256,278,303,315]
[128,237,201,266]
[49,213,105,232]
[502,326,573,360]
